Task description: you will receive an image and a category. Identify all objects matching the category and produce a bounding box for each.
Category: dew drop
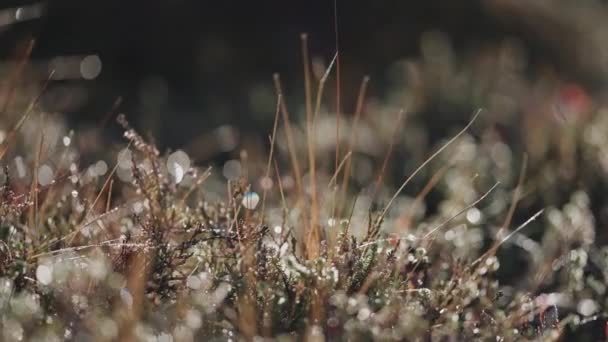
[578,299,598,316]
[167,150,190,184]
[466,207,482,224]
[36,264,53,285]
[242,191,260,210]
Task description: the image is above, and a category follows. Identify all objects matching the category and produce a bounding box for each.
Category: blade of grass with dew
[371,108,406,199]
[376,109,483,226]
[259,95,282,224]
[328,151,352,188]
[397,160,452,233]
[333,0,341,177]
[0,39,34,115]
[272,74,303,199]
[355,181,500,250]
[338,76,369,216]
[472,209,544,268]
[0,70,55,161]
[307,47,339,260]
[422,181,500,241]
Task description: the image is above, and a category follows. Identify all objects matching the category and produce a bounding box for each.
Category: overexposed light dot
[63,136,71,146]
[466,207,482,224]
[242,191,260,210]
[80,55,102,80]
[167,150,191,184]
[38,165,54,186]
[172,164,184,184]
[222,160,241,180]
[273,225,282,234]
[578,299,598,316]
[36,264,53,285]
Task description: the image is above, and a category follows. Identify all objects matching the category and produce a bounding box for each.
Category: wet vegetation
[1,33,608,341]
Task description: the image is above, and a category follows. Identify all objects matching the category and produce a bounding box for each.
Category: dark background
[2,3,608,338]
[0,0,603,150]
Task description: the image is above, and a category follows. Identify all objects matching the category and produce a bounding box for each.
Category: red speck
[556,83,592,122]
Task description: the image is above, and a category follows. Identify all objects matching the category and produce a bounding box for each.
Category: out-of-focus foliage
[3,4,608,337]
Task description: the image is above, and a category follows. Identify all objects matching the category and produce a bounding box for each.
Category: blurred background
[2,1,608,338]
[1,0,605,144]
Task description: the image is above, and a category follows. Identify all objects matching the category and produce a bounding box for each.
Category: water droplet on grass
[167,150,190,184]
[466,207,482,224]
